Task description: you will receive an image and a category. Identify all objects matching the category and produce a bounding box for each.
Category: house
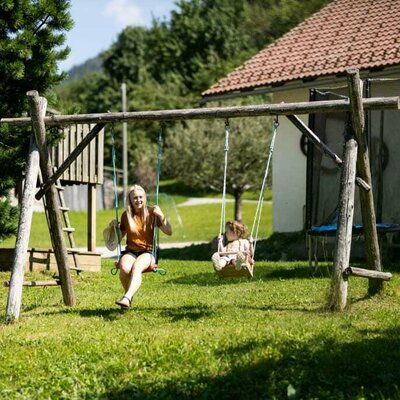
[202,0,400,234]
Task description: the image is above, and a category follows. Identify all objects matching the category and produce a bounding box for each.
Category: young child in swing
[114,184,172,309]
[212,220,254,271]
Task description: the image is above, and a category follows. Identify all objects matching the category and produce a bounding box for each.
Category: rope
[151,124,165,275]
[219,119,230,250]
[110,122,122,275]
[251,116,279,256]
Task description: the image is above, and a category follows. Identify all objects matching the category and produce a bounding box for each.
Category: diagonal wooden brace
[35,123,105,200]
[287,114,370,191]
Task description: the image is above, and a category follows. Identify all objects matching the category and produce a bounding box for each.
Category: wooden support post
[4,280,61,287]
[5,135,40,323]
[87,183,97,251]
[328,126,358,311]
[26,91,75,307]
[347,69,383,295]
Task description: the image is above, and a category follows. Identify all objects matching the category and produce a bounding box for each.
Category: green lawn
[0,201,272,249]
[1,260,400,399]
[1,191,399,398]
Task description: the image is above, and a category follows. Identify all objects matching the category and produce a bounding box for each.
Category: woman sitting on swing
[115,184,172,309]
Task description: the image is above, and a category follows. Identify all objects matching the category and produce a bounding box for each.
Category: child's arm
[244,239,255,264]
[243,239,251,254]
[217,234,226,252]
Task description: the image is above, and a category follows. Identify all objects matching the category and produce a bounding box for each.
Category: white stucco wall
[272,89,309,232]
[270,75,400,233]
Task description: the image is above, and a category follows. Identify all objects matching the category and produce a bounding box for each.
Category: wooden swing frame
[2,69,400,321]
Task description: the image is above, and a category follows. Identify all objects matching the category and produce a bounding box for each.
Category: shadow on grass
[160,242,330,282]
[76,307,128,320]
[161,263,327,285]
[257,265,312,280]
[160,243,212,261]
[240,302,327,314]
[99,327,400,399]
[37,306,127,321]
[158,304,215,322]
[165,272,251,287]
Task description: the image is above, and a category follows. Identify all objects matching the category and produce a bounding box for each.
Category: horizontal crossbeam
[1,97,399,126]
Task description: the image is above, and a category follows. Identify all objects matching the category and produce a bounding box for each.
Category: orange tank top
[120,209,160,251]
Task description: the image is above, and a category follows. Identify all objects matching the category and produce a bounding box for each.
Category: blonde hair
[225,220,249,239]
[125,184,151,233]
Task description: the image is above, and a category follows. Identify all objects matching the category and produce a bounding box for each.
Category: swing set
[2,69,399,321]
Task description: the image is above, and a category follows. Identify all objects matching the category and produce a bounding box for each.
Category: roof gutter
[199,66,400,105]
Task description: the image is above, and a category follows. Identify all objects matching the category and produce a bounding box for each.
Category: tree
[243,0,331,49]
[103,26,148,85]
[163,114,272,221]
[0,0,73,240]
[53,0,330,193]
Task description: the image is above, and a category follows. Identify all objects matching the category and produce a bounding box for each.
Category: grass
[0,201,272,249]
[1,260,400,399]
[1,187,399,398]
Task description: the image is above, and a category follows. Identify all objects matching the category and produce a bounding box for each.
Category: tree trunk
[234,191,242,221]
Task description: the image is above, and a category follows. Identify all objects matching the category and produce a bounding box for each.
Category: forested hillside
[66,55,103,81]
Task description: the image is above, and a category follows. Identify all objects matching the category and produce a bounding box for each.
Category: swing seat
[144,263,158,273]
[214,244,255,279]
[215,260,254,278]
[215,251,254,279]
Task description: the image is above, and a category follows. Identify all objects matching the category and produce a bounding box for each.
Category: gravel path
[179,197,261,206]
[178,197,232,206]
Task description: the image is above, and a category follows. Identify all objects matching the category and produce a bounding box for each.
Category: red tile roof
[202,0,400,97]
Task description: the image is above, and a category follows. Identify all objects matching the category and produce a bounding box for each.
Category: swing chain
[251,115,279,256]
[110,121,122,276]
[269,116,279,154]
[224,119,230,152]
[151,123,165,272]
[220,119,230,238]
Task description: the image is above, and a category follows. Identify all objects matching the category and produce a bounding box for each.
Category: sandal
[115,295,131,309]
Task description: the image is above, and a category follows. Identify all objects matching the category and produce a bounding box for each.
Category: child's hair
[225,220,249,239]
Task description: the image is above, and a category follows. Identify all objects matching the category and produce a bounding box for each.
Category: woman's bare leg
[124,253,155,300]
[118,253,136,292]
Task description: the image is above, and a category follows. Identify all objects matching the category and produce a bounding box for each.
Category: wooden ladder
[40,170,82,273]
